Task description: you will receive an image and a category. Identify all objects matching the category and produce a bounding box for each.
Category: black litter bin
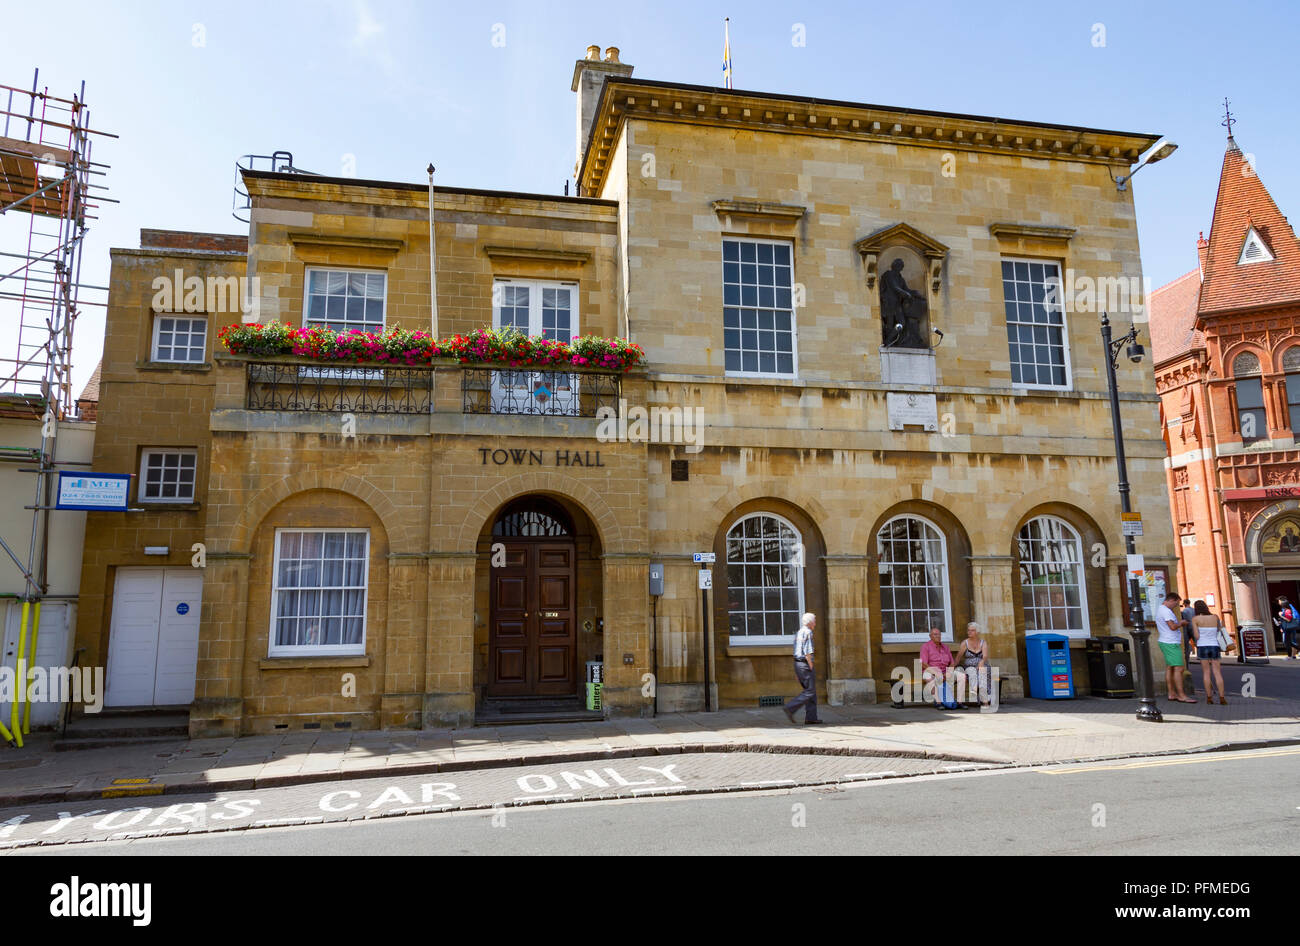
[1085,636,1134,698]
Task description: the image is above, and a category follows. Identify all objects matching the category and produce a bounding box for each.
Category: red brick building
[1151,131,1300,655]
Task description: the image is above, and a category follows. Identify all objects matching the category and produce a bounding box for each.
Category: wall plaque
[887,392,938,431]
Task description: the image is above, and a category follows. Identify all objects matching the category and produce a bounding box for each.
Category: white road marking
[739,779,796,786]
[631,786,690,795]
[843,771,897,779]
[254,817,324,826]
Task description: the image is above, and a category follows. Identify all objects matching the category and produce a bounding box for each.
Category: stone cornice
[711,199,807,223]
[288,232,404,255]
[579,79,1161,196]
[483,245,592,265]
[988,223,1077,243]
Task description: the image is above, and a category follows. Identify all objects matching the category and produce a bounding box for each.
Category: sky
[3,0,1299,396]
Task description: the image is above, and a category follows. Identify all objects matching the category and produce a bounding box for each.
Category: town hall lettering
[478,448,605,467]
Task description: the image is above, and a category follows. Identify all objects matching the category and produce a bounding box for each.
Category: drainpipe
[427,164,439,338]
[1198,372,1232,633]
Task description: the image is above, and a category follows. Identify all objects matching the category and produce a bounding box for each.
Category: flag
[722,18,732,89]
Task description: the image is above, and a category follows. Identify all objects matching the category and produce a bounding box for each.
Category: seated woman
[954,621,991,706]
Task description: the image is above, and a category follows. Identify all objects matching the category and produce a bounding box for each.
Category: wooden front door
[489,542,577,696]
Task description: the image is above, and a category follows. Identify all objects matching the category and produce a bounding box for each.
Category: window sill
[133,502,201,512]
[1010,383,1073,394]
[725,644,792,657]
[135,360,213,372]
[260,655,371,670]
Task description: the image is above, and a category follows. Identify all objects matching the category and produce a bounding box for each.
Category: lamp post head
[1146,139,1178,163]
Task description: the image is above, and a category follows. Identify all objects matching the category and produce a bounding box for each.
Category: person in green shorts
[1156,592,1195,703]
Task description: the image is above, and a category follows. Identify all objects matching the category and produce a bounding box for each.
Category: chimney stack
[571,44,634,189]
[1197,230,1209,281]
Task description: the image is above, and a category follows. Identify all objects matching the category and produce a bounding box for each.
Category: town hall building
[75,46,1177,735]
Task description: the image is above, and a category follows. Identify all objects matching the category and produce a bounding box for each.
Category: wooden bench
[889,667,1004,708]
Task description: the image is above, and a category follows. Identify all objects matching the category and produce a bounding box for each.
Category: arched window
[1231,351,1266,443]
[877,515,951,642]
[1232,351,1261,377]
[1284,347,1300,433]
[1016,516,1088,638]
[725,513,804,643]
[492,498,573,537]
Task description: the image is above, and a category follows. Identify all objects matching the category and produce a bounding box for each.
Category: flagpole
[723,17,732,89]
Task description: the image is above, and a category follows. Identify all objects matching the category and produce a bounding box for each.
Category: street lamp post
[1101,312,1163,722]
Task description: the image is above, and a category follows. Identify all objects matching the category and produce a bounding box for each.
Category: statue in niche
[879,257,929,349]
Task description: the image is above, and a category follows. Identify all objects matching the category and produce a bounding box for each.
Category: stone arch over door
[454,472,627,555]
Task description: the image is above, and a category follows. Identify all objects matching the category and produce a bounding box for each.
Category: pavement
[1,667,1297,809]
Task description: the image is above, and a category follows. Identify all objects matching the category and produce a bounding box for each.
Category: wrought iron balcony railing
[245,362,434,414]
[461,367,621,417]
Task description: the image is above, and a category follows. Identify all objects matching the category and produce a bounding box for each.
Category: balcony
[223,355,626,419]
[461,367,621,417]
[246,362,434,414]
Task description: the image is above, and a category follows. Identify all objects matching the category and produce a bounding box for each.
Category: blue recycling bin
[1025,633,1074,699]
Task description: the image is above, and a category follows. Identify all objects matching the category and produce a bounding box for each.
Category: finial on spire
[1222,97,1237,140]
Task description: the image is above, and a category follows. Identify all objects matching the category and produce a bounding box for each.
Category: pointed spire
[1199,134,1300,314]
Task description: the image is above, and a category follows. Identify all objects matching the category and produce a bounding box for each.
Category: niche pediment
[855,223,948,292]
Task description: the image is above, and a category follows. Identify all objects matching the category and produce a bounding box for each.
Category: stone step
[59,711,190,745]
[53,735,185,752]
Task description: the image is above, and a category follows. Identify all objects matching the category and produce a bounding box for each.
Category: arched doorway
[487,497,578,698]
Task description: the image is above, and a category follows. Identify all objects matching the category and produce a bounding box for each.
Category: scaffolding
[0,68,114,419]
[0,70,113,745]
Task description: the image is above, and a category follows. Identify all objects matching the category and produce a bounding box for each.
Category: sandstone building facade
[1151,131,1300,654]
[76,48,1177,736]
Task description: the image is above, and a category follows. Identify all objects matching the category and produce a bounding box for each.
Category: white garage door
[105,568,202,707]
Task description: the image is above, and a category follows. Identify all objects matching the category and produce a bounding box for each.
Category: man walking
[784,613,822,725]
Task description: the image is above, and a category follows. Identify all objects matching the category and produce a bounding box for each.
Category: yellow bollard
[10,600,28,748]
[22,600,40,735]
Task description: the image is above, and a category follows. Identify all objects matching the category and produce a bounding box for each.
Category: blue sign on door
[176,602,189,615]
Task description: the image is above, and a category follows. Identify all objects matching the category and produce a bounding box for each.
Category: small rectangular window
[152,316,207,363]
[304,269,386,334]
[139,450,198,503]
[1286,374,1300,433]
